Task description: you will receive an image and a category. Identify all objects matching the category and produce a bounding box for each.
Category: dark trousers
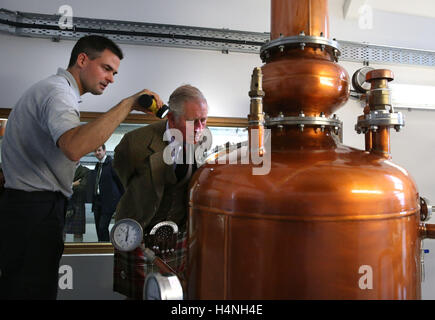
[93,195,112,242]
[0,189,66,300]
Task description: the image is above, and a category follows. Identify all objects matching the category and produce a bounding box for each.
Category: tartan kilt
[113,231,187,299]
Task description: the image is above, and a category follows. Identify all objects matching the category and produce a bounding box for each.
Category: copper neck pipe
[248,68,266,156]
[271,0,329,39]
[262,0,349,119]
[365,131,372,152]
[362,104,372,151]
[420,223,435,239]
[271,127,339,150]
[364,69,395,158]
[371,128,391,158]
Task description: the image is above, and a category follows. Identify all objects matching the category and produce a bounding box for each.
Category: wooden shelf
[0,108,248,127]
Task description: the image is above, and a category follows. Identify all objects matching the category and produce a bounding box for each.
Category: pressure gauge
[352,66,374,93]
[144,272,183,300]
[110,218,143,252]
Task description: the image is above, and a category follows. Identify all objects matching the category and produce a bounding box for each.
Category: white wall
[0,0,271,32]
[0,0,270,118]
[330,0,435,50]
[3,0,435,49]
[2,0,435,50]
[0,33,262,117]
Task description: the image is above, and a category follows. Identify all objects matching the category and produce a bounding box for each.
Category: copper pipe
[263,0,349,117]
[248,67,265,156]
[365,131,372,152]
[372,127,391,158]
[366,69,394,111]
[420,223,435,239]
[364,69,394,158]
[366,69,394,82]
[363,105,372,151]
[262,51,350,117]
[249,126,265,157]
[0,119,6,137]
[271,0,329,39]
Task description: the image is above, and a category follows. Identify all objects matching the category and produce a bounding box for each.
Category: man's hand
[128,89,164,114]
[58,88,165,161]
[72,178,81,187]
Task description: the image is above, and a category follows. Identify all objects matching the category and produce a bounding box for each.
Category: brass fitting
[366,69,394,111]
[248,67,265,125]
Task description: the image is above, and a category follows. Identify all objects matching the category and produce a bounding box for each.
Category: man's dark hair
[101,144,106,151]
[68,35,123,68]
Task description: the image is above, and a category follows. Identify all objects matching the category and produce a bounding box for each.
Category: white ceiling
[344,0,435,19]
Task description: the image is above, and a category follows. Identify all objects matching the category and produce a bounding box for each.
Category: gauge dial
[110,218,143,252]
[144,276,161,300]
[144,273,183,300]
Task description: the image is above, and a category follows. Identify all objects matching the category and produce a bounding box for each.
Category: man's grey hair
[168,84,208,119]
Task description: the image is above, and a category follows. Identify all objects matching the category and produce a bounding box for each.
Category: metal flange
[260,35,341,62]
[248,119,265,126]
[265,113,342,133]
[420,197,433,222]
[355,110,404,133]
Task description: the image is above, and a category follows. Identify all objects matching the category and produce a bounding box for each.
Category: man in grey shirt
[0,35,163,300]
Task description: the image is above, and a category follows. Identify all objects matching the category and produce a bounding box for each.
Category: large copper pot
[187,130,421,299]
[185,0,429,299]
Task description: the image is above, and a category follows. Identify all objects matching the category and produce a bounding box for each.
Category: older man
[112,84,208,299]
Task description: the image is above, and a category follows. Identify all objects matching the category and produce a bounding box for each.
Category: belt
[3,188,66,202]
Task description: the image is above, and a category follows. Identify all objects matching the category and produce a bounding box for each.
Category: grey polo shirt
[1,68,82,197]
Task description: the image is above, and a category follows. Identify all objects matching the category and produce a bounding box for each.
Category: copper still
[0,119,6,137]
[185,0,435,299]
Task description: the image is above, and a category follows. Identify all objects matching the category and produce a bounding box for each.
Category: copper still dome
[185,0,435,299]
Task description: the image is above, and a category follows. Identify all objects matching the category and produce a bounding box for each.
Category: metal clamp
[144,272,183,300]
[355,110,404,134]
[260,35,341,62]
[265,112,342,133]
[420,197,433,222]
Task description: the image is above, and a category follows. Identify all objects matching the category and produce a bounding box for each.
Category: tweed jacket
[113,120,182,228]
